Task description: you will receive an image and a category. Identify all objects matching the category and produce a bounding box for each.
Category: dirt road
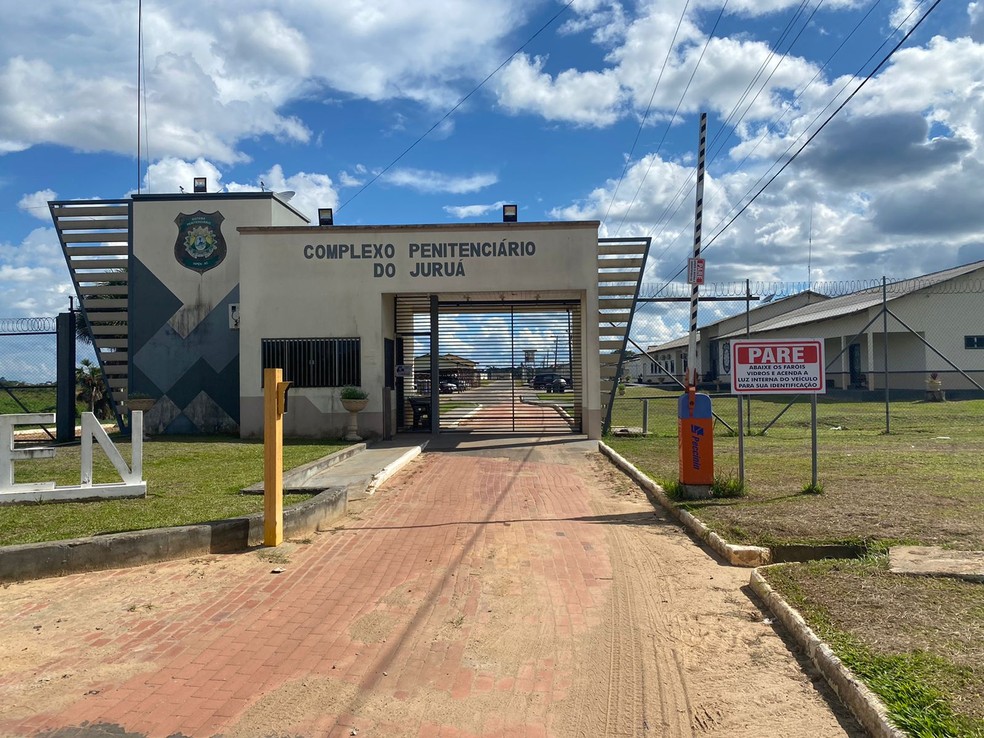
[0,436,861,737]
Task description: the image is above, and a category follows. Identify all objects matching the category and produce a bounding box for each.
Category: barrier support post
[678,386,714,498]
[264,368,292,547]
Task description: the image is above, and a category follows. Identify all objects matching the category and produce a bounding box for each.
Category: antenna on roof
[136,0,143,194]
[276,191,295,202]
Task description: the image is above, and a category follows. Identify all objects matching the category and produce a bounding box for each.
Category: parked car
[531,372,565,390]
[439,380,458,394]
[548,377,568,393]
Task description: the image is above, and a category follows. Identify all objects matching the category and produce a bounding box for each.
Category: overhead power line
[715,0,885,203]
[650,0,943,295]
[635,0,826,258]
[336,1,576,215]
[701,0,942,254]
[602,0,693,228]
[612,0,730,237]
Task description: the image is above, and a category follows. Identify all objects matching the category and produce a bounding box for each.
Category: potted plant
[340,386,369,412]
[340,387,369,441]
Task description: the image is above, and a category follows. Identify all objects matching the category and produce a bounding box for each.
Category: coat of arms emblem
[174,211,227,273]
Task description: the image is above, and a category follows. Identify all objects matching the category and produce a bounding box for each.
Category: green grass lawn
[439,401,481,411]
[0,386,87,416]
[0,436,348,546]
[0,386,100,423]
[607,393,984,548]
[763,558,984,737]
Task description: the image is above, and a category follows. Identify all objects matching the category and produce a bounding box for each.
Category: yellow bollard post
[263,368,291,547]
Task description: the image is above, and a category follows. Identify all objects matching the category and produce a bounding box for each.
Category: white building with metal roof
[643,261,984,394]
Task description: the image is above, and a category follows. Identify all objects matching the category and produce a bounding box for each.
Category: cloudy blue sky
[1,0,981,325]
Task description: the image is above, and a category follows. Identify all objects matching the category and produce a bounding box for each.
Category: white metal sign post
[731,339,826,487]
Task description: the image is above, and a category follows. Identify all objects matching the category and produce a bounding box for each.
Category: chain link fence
[610,270,984,438]
[0,318,60,417]
[1,316,98,427]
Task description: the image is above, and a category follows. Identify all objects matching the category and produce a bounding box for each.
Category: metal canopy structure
[49,199,131,431]
[598,236,651,434]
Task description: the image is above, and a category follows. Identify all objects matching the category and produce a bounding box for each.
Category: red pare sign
[687,257,705,285]
[731,338,825,394]
[736,343,819,365]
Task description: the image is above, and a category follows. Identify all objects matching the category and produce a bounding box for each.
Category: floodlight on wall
[502,204,518,222]
[318,208,334,226]
[193,177,207,193]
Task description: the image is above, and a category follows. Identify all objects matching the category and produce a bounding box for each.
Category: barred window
[965,335,984,349]
[261,338,361,387]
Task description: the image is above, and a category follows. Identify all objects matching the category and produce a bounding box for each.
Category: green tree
[76,358,113,419]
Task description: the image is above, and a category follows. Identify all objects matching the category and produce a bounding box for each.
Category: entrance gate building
[49,190,650,440]
[239,220,608,439]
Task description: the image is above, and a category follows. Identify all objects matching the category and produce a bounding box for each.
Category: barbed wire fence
[0,318,59,417]
[610,272,984,437]
[0,315,98,439]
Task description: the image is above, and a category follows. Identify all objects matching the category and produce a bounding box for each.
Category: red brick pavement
[443,392,574,434]
[0,439,614,737]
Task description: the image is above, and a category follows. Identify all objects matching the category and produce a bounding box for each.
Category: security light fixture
[318,208,334,226]
[502,204,518,222]
[193,177,207,193]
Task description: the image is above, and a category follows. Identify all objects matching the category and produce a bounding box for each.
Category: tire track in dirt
[605,508,694,737]
[557,453,861,738]
[605,528,644,735]
[556,456,695,738]
[624,516,702,736]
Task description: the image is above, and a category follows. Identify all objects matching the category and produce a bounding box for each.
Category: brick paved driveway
[0,436,860,738]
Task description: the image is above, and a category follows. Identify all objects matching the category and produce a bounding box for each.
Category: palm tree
[76,359,112,419]
[75,311,94,345]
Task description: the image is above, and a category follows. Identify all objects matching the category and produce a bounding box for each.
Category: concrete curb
[242,442,367,492]
[0,488,346,584]
[519,396,577,429]
[599,442,771,567]
[365,441,427,495]
[749,567,906,738]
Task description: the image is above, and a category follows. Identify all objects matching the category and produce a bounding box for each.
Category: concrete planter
[341,397,369,440]
[340,397,368,413]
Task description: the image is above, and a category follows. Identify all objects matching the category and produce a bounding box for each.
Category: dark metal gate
[395,296,582,433]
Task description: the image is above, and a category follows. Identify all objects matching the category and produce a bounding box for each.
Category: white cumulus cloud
[383,168,498,194]
[494,54,623,126]
[226,165,338,223]
[443,201,510,219]
[17,189,57,220]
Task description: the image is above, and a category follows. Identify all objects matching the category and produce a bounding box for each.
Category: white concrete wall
[133,196,306,300]
[129,194,308,434]
[238,221,601,438]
